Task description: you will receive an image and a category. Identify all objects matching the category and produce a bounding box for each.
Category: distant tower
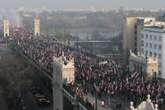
[123,17,137,64]
[34,17,40,36]
[52,56,75,110]
[3,19,10,37]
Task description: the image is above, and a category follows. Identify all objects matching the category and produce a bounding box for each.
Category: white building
[141,26,165,78]
[123,17,155,64]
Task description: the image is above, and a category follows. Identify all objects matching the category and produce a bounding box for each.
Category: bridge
[1,17,116,110]
[9,40,94,110]
[2,17,162,110]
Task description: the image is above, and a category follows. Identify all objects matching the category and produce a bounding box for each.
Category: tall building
[141,25,165,78]
[3,19,10,37]
[34,17,40,36]
[124,16,165,78]
[123,17,155,63]
[123,17,137,63]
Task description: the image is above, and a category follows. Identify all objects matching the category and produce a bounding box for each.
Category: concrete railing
[63,88,88,110]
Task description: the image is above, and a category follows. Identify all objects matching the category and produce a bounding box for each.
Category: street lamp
[94,77,98,110]
[154,72,157,81]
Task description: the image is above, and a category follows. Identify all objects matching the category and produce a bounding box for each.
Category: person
[101,100,105,107]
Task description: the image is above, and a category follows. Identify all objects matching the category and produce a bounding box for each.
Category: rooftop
[143,25,165,33]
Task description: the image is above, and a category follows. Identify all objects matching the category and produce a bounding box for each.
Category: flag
[131,72,138,79]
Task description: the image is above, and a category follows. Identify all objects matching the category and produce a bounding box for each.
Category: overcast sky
[0,0,165,10]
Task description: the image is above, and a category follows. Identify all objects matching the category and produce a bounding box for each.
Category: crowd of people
[8,28,165,109]
[75,52,165,108]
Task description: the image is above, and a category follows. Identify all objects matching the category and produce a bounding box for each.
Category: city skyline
[0,0,164,10]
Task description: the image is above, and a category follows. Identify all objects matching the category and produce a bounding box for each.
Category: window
[158,54,161,59]
[159,45,162,50]
[150,43,152,48]
[154,44,157,49]
[141,43,144,46]
[159,36,162,41]
[154,53,157,58]
[146,34,148,39]
[150,35,152,40]
[154,36,157,40]
[141,40,144,46]
[145,51,148,56]
[146,42,148,47]
[150,52,152,57]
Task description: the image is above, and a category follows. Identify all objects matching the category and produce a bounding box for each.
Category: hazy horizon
[0,0,164,10]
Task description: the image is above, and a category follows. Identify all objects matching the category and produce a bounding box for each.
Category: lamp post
[154,72,157,82]
[94,71,98,110]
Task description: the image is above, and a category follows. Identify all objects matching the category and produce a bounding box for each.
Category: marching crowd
[9,28,165,109]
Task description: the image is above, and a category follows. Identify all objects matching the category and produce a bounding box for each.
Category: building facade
[141,26,165,78]
[123,17,155,63]
[129,50,158,79]
[123,17,137,63]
